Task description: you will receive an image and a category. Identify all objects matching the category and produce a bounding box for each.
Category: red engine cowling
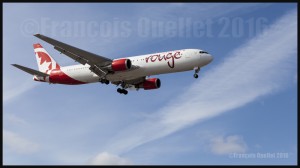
[140,78,161,90]
[111,59,132,71]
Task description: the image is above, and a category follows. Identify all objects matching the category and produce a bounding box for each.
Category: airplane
[12,34,213,95]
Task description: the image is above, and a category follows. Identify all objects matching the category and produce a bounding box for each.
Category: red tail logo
[36,52,52,69]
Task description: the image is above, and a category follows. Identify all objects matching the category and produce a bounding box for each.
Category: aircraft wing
[34,34,112,78]
[12,64,49,77]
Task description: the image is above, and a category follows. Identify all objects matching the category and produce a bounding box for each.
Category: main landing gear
[117,81,128,95]
[194,67,200,79]
[99,79,109,85]
[117,88,128,95]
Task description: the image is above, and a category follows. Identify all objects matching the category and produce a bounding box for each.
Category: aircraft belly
[62,69,99,83]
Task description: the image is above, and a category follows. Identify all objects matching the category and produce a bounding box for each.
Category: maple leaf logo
[36,52,52,70]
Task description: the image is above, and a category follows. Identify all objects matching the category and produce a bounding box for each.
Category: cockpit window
[199,51,209,54]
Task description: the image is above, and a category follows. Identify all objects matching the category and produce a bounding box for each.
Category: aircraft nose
[202,54,213,65]
[207,54,213,63]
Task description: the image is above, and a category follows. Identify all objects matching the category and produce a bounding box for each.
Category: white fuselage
[49,49,213,83]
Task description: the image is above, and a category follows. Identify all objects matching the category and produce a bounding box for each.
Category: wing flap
[54,46,88,65]
[12,64,49,77]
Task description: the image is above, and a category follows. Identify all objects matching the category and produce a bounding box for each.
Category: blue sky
[3,3,297,165]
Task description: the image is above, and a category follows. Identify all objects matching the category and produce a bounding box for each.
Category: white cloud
[210,135,247,155]
[102,9,297,155]
[88,152,132,165]
[6,114,28,126]
[3,130,40,154]
[3,78,38,104]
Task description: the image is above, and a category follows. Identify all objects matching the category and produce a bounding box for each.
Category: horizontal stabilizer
[12,64,49,77]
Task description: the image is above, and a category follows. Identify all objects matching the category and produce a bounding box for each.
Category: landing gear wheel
[117,88,128,95]
[100,79,109,85]
[194,74,198,78]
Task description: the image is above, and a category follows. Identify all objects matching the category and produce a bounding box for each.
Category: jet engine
[138,78,161,90]
[111,59,132,71]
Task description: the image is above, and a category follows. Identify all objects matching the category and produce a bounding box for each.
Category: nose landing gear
[194,67,200,79]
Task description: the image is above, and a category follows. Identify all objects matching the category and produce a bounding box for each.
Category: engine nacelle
[111,59,132,71]
[139,78,161,90]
